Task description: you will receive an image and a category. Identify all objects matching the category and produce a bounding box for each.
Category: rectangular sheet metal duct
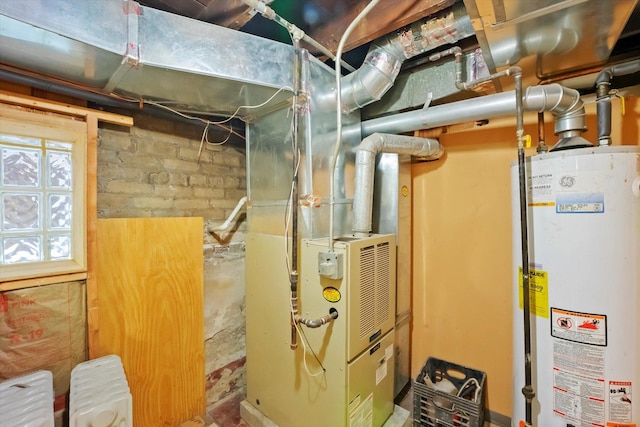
[0,0,294,118]
[463,0,638,80]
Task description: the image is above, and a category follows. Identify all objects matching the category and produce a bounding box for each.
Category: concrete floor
[239,399,411,427]
[204,376,509,427]
[228,386,508,427]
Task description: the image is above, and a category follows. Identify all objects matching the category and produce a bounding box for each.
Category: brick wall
[97,111,247,422]
[97,113,245,223]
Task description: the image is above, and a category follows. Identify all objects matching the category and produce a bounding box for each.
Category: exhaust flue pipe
[361,84,587,148]
[352,133,443,236]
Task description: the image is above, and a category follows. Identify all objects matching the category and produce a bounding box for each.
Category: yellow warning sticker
[518,267,549,318]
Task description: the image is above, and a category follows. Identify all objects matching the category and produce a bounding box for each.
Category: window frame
[0,91,132,293]
[0,106,87,281]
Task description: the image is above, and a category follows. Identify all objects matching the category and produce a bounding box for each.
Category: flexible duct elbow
[340,40,404,112]
[352,133,443,235]
[340,2,474,112]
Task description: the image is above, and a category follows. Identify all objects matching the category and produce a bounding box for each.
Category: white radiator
[70,355,132,427]
[0,370,55,427]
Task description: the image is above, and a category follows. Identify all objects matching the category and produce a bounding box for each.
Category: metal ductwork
[360,0,639,120]
[463,0,638,81]
[352,133,443,236]
[361,83,587,150]
[340,1,475,112]
[0,0,294,118]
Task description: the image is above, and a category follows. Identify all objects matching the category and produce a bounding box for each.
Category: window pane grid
[1,134,75,266]
[1,146,41,187]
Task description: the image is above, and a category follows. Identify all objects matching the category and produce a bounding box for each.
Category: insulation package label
[0,281,87,397]
[518,267,549,318]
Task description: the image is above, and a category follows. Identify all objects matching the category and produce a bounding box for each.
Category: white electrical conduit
[241,0,356,73]
[329,0,381,252]
[352,133,443,236]
[208,196,247,233]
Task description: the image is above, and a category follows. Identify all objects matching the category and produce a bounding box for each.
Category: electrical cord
[457,377,481,402]
[143,86,293,162]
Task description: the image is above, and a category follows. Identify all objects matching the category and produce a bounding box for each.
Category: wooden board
[96,218,205,426]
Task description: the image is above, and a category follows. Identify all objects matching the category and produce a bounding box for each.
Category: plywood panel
[96,218,204,426]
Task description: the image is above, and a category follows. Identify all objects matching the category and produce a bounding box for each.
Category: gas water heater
[511,146,640,427]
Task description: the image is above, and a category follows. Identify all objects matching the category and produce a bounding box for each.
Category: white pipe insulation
[352,133,443,236]
[208,196,247,233]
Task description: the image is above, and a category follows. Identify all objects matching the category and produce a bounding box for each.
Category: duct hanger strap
[103,0,141,93]
[123,0,141,65]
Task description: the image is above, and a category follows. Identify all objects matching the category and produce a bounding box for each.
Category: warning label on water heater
[551,308,607,346]
[551,308,610,427]
[552,337,606,426]
[609,381,633,425]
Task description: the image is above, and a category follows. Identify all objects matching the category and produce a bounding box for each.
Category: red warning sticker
[608,381,633,426]
[551,308,607,346]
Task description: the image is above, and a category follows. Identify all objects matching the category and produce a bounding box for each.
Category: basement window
[0,107,86,282]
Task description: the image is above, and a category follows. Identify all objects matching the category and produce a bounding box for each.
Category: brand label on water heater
[556,192,605,214]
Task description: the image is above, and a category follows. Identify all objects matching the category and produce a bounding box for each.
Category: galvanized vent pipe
[340,1,474,112]
[361,83,586,144]
[352,133,443,236]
